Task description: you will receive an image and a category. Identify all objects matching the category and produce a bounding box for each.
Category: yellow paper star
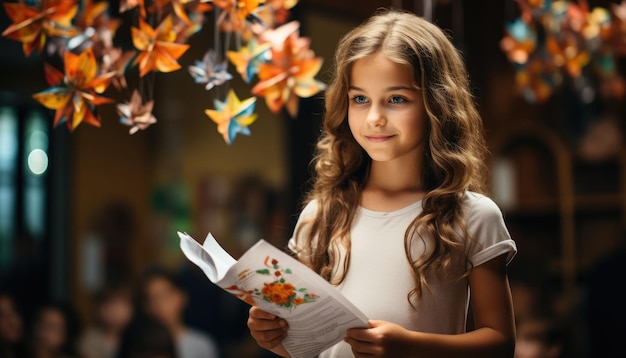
[205,89,257,144]
[32,47,115,131]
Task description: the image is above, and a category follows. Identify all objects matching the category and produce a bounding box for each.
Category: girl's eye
[351,95,368,104]
[389,96,407,104]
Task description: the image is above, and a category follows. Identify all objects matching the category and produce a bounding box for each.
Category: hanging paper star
[227,37,271,83]
[101,48,136,90]
[516,56,559,103]
[131,15,190,77]
[545,34,589,77]
[68,0,121,49]
[611,1,626,56]
[1,0,79,57]
[213,0,263,32]
[32,47,115,131]
[500,19,537,65]
[117,90,157,134]
[189,49,233,90]
[68,0,121,51]
[155,0,198,25]
[265,0,299,24]
[251,34,325,117]
[205,89,257,144]
[120,0,146,19]
[255,20,300,50]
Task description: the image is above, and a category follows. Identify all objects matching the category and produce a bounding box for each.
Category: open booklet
[178,231,369,358]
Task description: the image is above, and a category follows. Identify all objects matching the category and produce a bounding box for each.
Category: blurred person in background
[116,314,177,358]
[0,292,26,358]
[27,302,81,358]
[139,268,219,358]
[514,315,565,358]
[78,285,133,358]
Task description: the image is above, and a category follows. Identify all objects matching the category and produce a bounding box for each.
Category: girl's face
[347,53,427,164]
[34,308,66,352]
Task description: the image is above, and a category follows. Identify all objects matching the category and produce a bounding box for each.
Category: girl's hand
[247,306,289,351]
[345,320,414,358]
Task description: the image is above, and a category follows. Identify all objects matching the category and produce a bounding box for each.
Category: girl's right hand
[247,306,289,350]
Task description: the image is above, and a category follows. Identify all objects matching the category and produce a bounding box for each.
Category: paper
[179,232,369,358]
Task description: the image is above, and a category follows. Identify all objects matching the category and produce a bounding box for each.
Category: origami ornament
[67,0,121,53]
[156,0,197,25]
[32,47,115,131]
[502,0,626,103]
[500,19,537,65]
[101,48,136,90]
[1,0,79,57]
[611,1,626,56]
[189,49,233,90]
[120,0,146,19]
[117,90,158,134]
[131,16,190,77]
[205,89,257,144]
[213,0,263,32]
[545,35,589,78]
[255,20,300,50]
[227,37,271,83]
[251,33,325,117]
[265,0,299,24]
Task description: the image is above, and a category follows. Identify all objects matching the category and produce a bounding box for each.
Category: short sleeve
[465,193,517,267]
[287,200,318,256]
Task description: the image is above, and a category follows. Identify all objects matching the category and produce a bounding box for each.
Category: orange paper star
[32,47,115,131]
[251,33,325,117]
[213,0,263,32]
[131,15,190,77]
[1,0,79,57]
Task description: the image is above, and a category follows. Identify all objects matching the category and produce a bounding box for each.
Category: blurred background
[0,0,624,357]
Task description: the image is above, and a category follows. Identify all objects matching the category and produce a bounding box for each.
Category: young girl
[248,9,517,358]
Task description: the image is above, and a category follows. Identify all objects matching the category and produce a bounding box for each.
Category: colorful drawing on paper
[225,256,318,309]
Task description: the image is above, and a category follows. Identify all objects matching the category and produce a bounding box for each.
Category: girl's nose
[366,104,386,127]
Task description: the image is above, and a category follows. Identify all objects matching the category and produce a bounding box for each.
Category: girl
[248,9,517,358]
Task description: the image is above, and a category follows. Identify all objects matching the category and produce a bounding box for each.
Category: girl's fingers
[249,306,277,320]
[255,326,288,344]
[248,316,288,331]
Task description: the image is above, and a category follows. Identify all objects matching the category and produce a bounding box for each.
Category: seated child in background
[78,285,133,358]
[139,268,219,358]
[0,292,26,358]
[28,302,81,358]
[116,315,177,358]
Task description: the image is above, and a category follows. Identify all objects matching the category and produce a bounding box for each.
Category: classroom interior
[0,0,624,357]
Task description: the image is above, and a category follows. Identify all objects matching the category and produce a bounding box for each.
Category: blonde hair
[298,9,488,301]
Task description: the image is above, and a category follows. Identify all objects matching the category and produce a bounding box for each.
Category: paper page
[222,240,369,358]
[178,232,236,282]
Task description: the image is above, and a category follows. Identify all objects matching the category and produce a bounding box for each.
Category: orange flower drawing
[252,256,318,309]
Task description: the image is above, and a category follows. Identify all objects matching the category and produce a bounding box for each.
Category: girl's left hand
[344,320,414,357]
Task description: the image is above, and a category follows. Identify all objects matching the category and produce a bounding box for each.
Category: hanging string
[452,0,464,49]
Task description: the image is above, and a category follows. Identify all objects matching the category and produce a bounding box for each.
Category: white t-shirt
[177,328,219,358]
[288,191,517,358]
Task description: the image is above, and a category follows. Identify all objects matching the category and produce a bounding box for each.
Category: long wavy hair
[297,9,488,302]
